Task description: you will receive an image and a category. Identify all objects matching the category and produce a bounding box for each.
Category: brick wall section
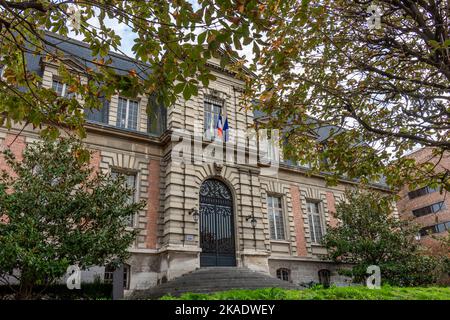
[89,149,101,173]
[290,185,308,257]
[326,192,338,228]
[0,134,26,173]
[146,159,160,249]
[0,134,26,223]
[396,147,450,246]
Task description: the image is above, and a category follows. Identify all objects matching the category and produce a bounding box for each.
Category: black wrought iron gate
[199,179,236,267]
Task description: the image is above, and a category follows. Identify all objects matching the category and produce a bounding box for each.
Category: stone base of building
[268,257,353,287]
[118,251,352,295]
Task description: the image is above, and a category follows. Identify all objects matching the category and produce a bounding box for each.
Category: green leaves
[322,189,444,286]
[197,31,208,45]
[0,0,262,139]
[245,0,450,192]
[174,82,185,95]
[0,137,143,298]
[182,82,198,101]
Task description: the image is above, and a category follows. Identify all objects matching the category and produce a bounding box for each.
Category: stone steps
[130,267,301,299]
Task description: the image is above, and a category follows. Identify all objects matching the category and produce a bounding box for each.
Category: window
[276,268,290,281]
[419,221,450,237]
[408,186,437,199]
[147,95,167,135]
[111,170,137,227]
[262,130,279,163]
[307,201,324,244]
[116,97,139,130]
[267,142,277,162]
[123,264,131,290]
[204,97,222,140]
[412,201,446,218]
[85,96,109,124]
[318,269,331,288]
[267,195,285,240]
[52,79,75,98]
[104,265,114,284]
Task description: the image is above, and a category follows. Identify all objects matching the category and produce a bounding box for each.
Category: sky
[69,13,136,57]
[67,3,254,64]
[64,4,424,160]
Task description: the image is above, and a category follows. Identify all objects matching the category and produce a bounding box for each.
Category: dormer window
[117,97,139,130]
[52,79,75,98]
[85,96,109,124]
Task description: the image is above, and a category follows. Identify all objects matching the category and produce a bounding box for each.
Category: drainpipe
[181,162,186,246]
[248,169,257,249]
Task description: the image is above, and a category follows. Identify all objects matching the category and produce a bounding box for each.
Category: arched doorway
[199,179,236,267]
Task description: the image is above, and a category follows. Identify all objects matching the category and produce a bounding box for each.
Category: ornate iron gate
[199,179,236,267]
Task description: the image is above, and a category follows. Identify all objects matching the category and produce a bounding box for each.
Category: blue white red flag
[216,115,223,139]
[223,117,229,142]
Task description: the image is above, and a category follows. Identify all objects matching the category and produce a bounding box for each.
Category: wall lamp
[246,215,257,228]
[189,207,199,223]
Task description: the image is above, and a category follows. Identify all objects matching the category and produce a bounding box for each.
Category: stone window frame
[123,264,131,290]
[267,193,287,241]
[103,263,131,290]
[110,166,140,228]
[99,151,151,250]
[116,96,141,131]
[51,75,76,98]
[276,268,291,282]
[318,269,331,288]
[203,95,224,140]
[306,199,326,244]
[44,63,154,134]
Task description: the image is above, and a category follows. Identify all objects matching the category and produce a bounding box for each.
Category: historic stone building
[0,33,391,294]
[396,148,450,253]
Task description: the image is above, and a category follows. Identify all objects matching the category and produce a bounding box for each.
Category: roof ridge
[43,30,150,67]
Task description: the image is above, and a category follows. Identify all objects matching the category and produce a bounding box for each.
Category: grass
[160,285,450,300]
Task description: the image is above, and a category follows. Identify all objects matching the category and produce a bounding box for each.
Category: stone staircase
[130,267,301,299]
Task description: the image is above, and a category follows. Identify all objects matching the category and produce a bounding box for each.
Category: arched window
[318,269,331,288]
[276,268,290,282]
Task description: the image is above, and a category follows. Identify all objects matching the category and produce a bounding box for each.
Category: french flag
[216,115,223,139]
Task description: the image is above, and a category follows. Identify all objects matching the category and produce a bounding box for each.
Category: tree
[243,0,450,191]
[0,0,266,138]
[1,0,448,191]
[0,137,144,299]
[322,189,443,286]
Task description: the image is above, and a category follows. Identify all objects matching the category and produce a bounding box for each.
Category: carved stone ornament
[214,162,223,176]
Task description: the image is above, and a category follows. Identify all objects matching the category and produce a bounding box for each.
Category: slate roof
[253,108,345,142]
[21,32,389,189]
[253,110,389,189]
[25,31,152,79]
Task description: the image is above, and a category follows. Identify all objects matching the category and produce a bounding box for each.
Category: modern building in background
[396,148,450,252]
[0,33,391,294]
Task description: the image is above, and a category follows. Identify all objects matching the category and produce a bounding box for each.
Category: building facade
[0,34,391,293]
[396,148,450,253]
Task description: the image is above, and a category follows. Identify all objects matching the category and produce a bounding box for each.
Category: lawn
[160,286,450,300]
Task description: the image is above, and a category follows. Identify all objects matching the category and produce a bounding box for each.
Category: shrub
[322,189,444,286]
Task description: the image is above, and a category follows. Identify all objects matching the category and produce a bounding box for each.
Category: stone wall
[268,258,352,287]
[0,55,394,293]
